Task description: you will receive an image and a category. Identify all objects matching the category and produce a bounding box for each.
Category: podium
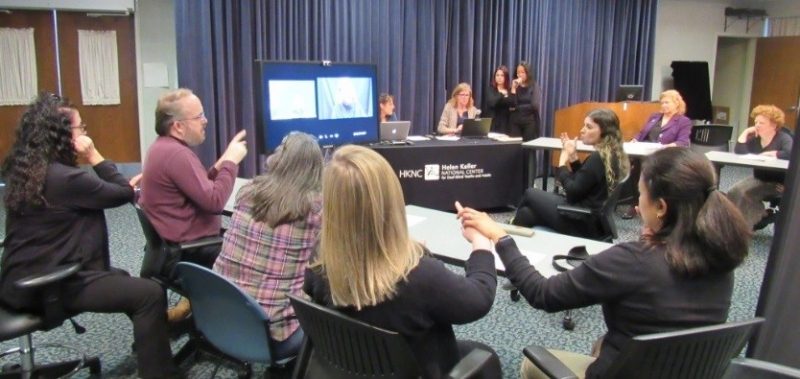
[549,102,661,165]
[554,102,661,141]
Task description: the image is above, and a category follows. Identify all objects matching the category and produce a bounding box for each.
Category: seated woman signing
[459,148,751,379]
[303,145,502,379]
[512,108,629,238]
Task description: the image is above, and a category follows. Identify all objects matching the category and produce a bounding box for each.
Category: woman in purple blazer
[632,90,692,146]
[623,90,692,218]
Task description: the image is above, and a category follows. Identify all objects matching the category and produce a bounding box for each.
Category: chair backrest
[599,174,630,242]
[723,358,800,379]
[288,294,422,379]
[604,318,764,379]
[134,205,175,281]
[691,124,733,153]
[175,262,274,364]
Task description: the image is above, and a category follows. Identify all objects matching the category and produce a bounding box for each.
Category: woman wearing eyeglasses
[0,93,179,378]
[437,82,479,135]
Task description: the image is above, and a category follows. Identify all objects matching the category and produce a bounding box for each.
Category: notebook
[461,118,492,138]
[380,121,411,141]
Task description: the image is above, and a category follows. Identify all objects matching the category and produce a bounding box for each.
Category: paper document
[407,135,430,141]
[436,135,460,141]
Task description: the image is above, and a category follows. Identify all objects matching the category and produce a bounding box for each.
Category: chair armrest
[179,236,223,251]
[723,358,800,378]
[556,204,593,216]
[15,263,82,289]
[523,345,579,379]
[291,335,313,379]
[446,348,492,379]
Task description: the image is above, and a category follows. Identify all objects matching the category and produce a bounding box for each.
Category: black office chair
[288,294,493,379]
[556,174,630,243]
[723,358,800,379]
[524,318,763,379]
[690,124,734,153]
[134,205,222,286]
[0,262,102,378]
[510,176,629,330]
[134,204,222,363]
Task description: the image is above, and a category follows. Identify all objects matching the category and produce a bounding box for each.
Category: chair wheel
[562,317,575,331]
[510,290,521,302]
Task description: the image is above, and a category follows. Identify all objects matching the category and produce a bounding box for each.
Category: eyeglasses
[71,123,87,134]
[175,112,206,122]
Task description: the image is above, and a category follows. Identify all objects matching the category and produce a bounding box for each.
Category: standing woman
[304,145,502,378]
[512,109,629,238]
[509,62,542,141]
[437,82,479,135]
[0,94,179,379]
[484,65,513,134]
[379,93,397,122]
[213,132,323,359]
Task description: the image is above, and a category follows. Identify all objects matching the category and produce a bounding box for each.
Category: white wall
[652,0,762,100]
[134,0,177,158]
[712,37,756,134]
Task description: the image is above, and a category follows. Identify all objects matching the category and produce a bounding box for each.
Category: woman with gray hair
[213,132,323,359]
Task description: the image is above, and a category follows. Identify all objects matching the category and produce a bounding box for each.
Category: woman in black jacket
[0,93,179,379]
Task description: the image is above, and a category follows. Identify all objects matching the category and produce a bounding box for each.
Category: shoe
[753,209,777,231]
[167,297,191,322]
[502,280,517,291]
[620,205,637,220]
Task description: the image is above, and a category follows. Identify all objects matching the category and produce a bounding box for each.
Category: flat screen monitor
[255,61,379,153]
[615,84,644,102]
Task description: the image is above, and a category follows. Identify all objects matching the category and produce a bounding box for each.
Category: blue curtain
[176,0,657,176]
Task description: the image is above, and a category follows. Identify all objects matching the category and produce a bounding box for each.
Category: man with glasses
[140,88,247,285]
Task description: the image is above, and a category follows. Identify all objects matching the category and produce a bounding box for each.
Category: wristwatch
[495,234,513,245]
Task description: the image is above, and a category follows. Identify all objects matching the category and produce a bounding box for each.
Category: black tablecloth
[371,139,525,211]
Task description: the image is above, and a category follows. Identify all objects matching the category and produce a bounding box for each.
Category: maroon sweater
[140,136,238,242]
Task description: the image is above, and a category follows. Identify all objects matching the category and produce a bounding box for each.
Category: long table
[371,139,525,211]
[406,205,612,277]
[705,151,789,172]
[522,137,664,190]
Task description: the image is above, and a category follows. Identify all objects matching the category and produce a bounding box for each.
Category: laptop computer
[461,118,492,138]
[380,121,411,142]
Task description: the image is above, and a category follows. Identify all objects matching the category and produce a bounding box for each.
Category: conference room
[1,0,799,378]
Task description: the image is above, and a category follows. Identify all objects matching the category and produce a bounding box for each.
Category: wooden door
[0,10,59,160]
[0,10,140,162]
[750,36,800,132]
[57,11,140,162]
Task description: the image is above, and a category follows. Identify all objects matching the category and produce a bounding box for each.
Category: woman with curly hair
[512,108,630,238]
[0,93,179,378]
[728,104,793,229]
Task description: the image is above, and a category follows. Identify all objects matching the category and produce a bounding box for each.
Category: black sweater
[557,151,608,210]
[734,129,793,183]
[304,250,497,379]
[495,237,733,378]
[1,161,134,310]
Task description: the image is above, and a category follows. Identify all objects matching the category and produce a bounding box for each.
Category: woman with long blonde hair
[304,145,502,378]
[512,108,630,238]
[437,82,479,135]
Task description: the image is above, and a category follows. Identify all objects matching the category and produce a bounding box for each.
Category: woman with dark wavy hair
[512,109,630,238]
[458,148,751,379]
[0,93,179,378]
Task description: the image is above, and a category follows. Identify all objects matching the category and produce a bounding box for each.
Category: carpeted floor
[0,165,775,378]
